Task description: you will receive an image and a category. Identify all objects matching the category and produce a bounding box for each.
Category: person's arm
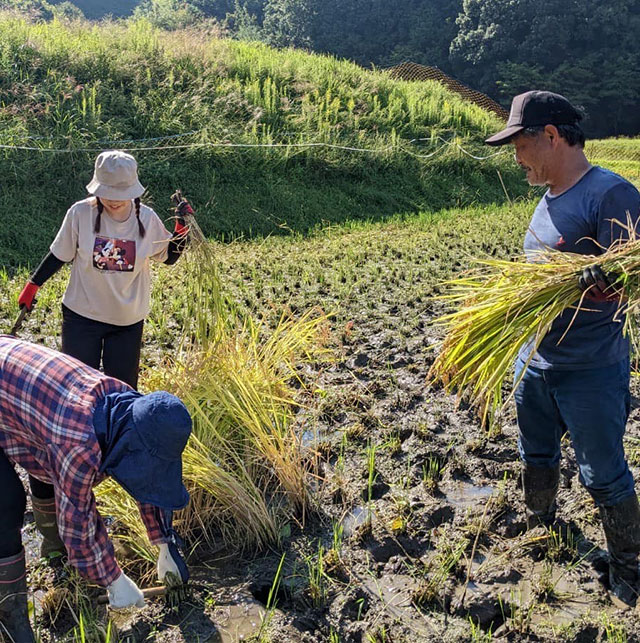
[138,503,189,584]
[19,204,78,311]
[137,502,168,546]
[50,445,121,586]
[17,252,66,311]
[578,183,640,301]
[51,444,146,607]
[596,183,640,250]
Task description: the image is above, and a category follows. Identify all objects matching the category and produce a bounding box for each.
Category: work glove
[174,198,194,236]
[17,281,39,312]
[106,571,146,609]
[157,541,189,586]
[578,264,620,303]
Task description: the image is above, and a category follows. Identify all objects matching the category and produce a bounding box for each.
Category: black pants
[0,447,58,558]
[0,448,26,558]
[61,304,144,389]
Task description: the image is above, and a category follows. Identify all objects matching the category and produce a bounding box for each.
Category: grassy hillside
[0,15,528,270]
[586,137,640,185]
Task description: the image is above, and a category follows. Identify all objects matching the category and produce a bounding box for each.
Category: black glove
[176,199,195,219]
[578,265,619,302]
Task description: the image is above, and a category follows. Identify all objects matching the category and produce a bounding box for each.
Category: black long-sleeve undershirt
[164,231,188,265]
[30,231,186,283]
[30,252,66,286]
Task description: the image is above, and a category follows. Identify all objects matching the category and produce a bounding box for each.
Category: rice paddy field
[3,199,640,642]
[2,12,640,643]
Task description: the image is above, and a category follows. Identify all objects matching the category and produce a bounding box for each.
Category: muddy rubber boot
[31,495,66,561]
[522,462,560,529]
[600,494,640,609]
[0,550,36,643]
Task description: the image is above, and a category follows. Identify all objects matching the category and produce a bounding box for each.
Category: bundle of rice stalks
[428,231,640,429]
[98,215,330,561]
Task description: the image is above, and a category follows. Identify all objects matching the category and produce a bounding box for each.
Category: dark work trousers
[0,446,26,558]
[0,448,57,556]
[61,304,144,389]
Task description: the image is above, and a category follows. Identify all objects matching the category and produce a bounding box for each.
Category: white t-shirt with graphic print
[51,197,172,326]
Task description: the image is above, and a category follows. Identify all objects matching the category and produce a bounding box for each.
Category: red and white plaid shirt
[0,336,166,586]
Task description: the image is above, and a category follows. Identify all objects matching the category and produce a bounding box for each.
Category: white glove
[157,543,182,584]
[107,571,145,609]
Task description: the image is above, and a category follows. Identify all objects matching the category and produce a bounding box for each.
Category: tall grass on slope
[97,220,329,563]
[428,227,640,429]
[0,14,527,268]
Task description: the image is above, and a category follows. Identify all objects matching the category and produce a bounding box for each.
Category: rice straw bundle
[98,214,331,562]
[428,227,640,428]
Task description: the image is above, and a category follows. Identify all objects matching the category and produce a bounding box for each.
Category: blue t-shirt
[521,166,640,370]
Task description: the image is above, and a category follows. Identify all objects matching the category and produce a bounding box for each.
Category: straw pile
[428,228,639,428]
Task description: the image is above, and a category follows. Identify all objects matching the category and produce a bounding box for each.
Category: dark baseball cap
[485,91,583,146]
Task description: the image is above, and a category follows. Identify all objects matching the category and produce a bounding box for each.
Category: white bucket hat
[86,150,145,200]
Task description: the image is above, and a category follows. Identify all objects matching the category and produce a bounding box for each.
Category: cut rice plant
[428,224,640,428]
[98,216,331,563]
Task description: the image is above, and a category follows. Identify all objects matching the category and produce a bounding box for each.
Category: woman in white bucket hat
[16,150,194,562]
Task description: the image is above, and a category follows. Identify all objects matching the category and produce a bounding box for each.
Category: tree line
[5,0,640,137]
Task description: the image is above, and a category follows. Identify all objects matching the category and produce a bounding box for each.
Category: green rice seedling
[422,455,446,492]
[305,541,329,608]
[600,611,628,642]
[70,613,117,643]
[413,528,468,607]
[323,521,344,575]
[365,627,389,643]
[502,589,534,635]
[429,224,640,427]
[469,617,493,642]
[256,552,286,640]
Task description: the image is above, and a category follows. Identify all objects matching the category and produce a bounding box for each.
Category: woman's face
[101,198,131,218]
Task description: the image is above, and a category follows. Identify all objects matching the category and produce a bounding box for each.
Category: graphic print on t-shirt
[93,236,136,272]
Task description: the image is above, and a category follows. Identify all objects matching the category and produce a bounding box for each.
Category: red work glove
[174,200,194,236]
[578,265,621,303]
[18,282,39,311]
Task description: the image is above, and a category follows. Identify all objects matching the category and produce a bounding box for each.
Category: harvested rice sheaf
[428,227,640,428]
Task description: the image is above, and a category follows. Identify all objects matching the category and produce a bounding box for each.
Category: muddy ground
[21,301,640,643]
[8,205,640,642]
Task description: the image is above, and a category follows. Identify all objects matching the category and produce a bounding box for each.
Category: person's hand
[176,199,195,218]
[106,571,146,609]
[578,265,620,302]
[157,542,189,585]
[174,199,193,236]
[18,282,39,311]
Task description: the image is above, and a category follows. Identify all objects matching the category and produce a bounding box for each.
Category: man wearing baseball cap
[0,335,191,640]
[486,91,640,608]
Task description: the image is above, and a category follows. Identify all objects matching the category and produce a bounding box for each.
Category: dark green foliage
[133,0,203,28]
[311,0,461,71]
[64,0,139,17]
[451,0,640,137]
[263,0,312,48]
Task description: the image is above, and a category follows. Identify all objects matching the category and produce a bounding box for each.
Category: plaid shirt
[0,336,166,587]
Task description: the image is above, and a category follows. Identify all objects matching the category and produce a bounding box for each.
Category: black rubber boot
[0,550,35,643]
[31,495,66,561]
[522,462,560,529]
[600,494,640,609]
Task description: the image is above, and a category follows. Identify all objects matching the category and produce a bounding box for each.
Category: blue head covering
[93,390,192,511]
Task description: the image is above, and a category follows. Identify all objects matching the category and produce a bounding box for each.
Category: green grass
[587,137,640,185]
[0,13,528,271]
